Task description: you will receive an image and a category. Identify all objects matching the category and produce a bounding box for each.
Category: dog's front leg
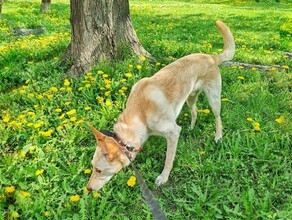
[155,124,181,186]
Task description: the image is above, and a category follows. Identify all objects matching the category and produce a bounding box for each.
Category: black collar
[100,130,138,161]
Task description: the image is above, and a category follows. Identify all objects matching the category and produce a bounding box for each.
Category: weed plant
[0,0,291,219]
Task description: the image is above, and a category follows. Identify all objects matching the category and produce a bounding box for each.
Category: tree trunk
[0,0,3,14]
[40,0,51,13]
[66,0,151,75]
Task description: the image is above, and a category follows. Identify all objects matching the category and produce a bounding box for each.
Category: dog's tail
[214,20,235,64]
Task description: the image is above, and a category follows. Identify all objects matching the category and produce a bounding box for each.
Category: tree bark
[0,0,3,14]
[66,0,151,75]
[40,0,51,13]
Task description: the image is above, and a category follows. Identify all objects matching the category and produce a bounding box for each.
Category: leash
[100,129,167,219]
[131,164,167,220]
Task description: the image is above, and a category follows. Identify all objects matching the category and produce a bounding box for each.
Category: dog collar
[101,130,142,161]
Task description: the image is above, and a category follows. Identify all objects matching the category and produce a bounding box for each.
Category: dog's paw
[155,174,168,186]
[214,135,222,143]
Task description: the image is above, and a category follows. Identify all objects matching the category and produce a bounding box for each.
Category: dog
[87,20,235,191]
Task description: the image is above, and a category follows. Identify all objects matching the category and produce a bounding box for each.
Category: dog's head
[87,126,131,191]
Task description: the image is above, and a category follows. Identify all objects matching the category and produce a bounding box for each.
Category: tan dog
[87,20,235,191]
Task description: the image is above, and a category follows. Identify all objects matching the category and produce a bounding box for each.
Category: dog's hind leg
[155,123,181,186]
[187,91,200,129]
[204,79,222,142]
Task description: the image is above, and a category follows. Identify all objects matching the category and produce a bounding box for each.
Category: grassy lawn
[0,0,291,219]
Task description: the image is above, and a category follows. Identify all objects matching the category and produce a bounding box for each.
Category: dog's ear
[89,125,120,161]
[89,125,108,155]
[89,125,105,141]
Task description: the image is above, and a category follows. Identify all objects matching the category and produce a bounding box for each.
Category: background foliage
[0,0,291,219]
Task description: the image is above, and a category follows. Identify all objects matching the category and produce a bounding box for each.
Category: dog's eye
[95,168,102,173]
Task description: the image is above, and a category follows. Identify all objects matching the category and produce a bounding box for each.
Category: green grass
[0,0,291,219]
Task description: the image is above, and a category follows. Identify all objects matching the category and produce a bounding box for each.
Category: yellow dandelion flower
[66,109,76,115]
[46,94,53,99]
[271,67,277,71]
[70,195,80,202]
[28,93,35,98]
[221,98,229,102]
[237,76,244,80]
[252,67,257,71]
[84,106,91,111]
[85,84,91,88]
[76,119,84,124]
[27,61,33,65]
[70,117,77,122]
[66,87,72,92]
[104,91,111,96]
[5,186,15,193]
[118,89,124,94]
[105,84,111,89]
[27,111,35,116]
[62,119,68,124]
[34,122,44,129]
[125,72,132,78]
[275,116,285,124]
[104,79,111,84]
[96,96,104,104]
[121,79,127,82]
[247,117,253,122]
[136,65,142,70]
[55,108,62,113]
[39,129,53,137]
[64,79,70,86]
[19,151,26,158]
[200,150,206,155]
[97,70,104,74]
[44,211,50,217]
[50,87,58,92]
[59,114,65,119]
[93,191,101,198]
[54,57,59,61]
[78,87,83,91]
[37,94,43,99]
[128,64,133,69]
[21,191,31,197]
[156,62,161,66]
[121,86,127,91]
[105,100,112,106]
[57,125,63,130]
[282,65,289,69]
[3,114,11,122]
[253,122,261,131]
[127,176,136,187]
[27,123,33,127]
[65,101,71,105]
[29,146,36,151]
[35,169,44,176]
[86,71,92,76]
[84,169,91,174]
[140,56,146,61]
[102,74,109,78]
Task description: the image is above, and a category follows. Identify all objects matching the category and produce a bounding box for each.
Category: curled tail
[215,20,235,64]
